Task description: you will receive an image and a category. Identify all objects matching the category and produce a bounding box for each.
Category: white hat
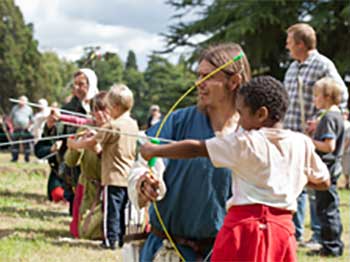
[150,104,160,111]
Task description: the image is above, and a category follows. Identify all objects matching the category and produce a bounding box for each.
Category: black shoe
[306,248,341,257]
[100,241,116,250]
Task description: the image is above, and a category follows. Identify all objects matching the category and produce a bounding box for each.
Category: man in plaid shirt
[284,24,347,132]
[283,23,347,256]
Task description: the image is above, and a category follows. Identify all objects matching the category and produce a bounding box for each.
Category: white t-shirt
[206,128,330,212]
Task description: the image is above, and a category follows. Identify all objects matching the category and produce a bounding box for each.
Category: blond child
[140,76,330,261]
[68,84,139,249]
[308,77,345,256]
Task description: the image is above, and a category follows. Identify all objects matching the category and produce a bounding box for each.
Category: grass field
[0,152,120,262]
[0,151,349,262]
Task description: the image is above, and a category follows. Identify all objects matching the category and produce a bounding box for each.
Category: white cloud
[14,0,173,70]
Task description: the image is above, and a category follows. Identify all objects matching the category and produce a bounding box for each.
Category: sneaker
[296,238,306,247]
[100,240,116,250]
[304,239,322,250]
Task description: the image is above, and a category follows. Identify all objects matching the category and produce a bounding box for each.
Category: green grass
[0,152,121,262]
[0,152,349,261]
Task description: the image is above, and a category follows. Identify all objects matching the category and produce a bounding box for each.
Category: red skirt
[211,204,296,262]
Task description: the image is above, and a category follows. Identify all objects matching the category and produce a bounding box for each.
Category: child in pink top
[140,76,330,262]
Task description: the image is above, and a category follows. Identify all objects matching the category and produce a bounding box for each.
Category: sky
[14,0,181,70]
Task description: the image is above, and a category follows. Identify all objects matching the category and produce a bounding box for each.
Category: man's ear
[257,106,269,123]
[228,74,242,91]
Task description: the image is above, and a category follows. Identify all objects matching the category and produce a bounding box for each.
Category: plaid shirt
[283,50,348,132]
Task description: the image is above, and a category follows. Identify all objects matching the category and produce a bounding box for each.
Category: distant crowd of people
[1,22,350,261]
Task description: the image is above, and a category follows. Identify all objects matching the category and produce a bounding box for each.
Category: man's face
[286,33,302,61]
[74,74,89,101]
[196,60,230,111]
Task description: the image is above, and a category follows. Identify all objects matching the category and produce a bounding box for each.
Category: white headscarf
[79,68,99,113]
[79,68,99,100]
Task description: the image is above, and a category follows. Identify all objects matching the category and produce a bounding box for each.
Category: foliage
[123,67,149,124]
[41,52,78,105]
[143,54,196,125]
[164,0,350,79]
[0,0,47,112]
[125,50,138,71]
[77,47,124,91]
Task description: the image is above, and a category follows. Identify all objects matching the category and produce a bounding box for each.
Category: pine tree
[164,0,350,79]
[125,50,138,71]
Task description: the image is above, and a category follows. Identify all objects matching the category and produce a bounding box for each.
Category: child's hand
[93,143,102,154]
[140,142,155,161]
[85,129,97,138]
[306,119,317,136]
[51,140,62,152]
[67,136,76,149]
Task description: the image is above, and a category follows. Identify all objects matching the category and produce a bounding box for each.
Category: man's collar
[298,49,318,67]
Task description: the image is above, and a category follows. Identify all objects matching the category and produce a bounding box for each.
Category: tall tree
[164,0,350,79]
[41,51,78,104]
[123,51,148,123]
[0,0,47,112]
[77,48,124,90]
[125,50,138,71]
[143,54,196,121]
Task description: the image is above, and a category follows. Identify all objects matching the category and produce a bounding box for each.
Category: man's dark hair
[238,76,289,124]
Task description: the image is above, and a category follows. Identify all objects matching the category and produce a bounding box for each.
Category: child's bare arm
[312,138,335,153]
[140,140,208,161]
[307,179,330,191]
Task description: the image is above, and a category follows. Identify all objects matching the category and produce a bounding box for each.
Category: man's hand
[140,142,156,161]
[136,172,160,203]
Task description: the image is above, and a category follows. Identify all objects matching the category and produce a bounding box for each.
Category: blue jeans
[316,182,344,256]
[104,186,128,246]
[293,189,321,242]
[293,190,306,240]
[307,188,321,242]
[11,128,32,161]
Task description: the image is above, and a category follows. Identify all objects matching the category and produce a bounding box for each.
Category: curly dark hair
[238,76,289,124]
